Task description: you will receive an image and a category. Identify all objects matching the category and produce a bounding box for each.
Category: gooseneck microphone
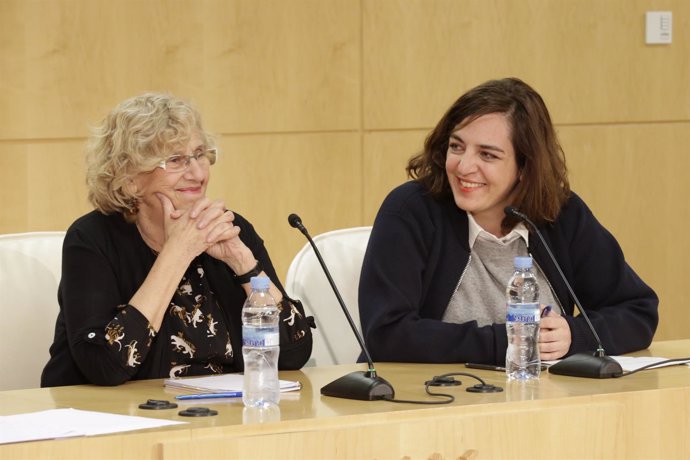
[504,206,623,378]
[288,213,395,400]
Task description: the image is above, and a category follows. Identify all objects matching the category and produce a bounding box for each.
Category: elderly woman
[41,93,312,387]
[359,78,658,365]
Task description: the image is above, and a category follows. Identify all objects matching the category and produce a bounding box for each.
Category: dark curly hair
[407,77,570,231]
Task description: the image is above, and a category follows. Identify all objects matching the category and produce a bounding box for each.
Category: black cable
[614,357,690,377]
[383,372,502,405]
[379,357,690,404]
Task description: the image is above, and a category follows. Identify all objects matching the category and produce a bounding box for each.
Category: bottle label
[242,326,279,347]
[506,302,540,322]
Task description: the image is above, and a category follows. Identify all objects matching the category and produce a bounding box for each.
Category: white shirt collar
[467,212,529,248]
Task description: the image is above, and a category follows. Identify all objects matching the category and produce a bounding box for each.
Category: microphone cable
[383,372,503,405]
[380,357,690,405]
[613,357,690,377]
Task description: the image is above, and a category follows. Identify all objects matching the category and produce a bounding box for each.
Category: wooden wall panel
[25,141,90,230]
[0,141,89,233]
[202,0,360,133]
[1,0,688,340]
[560,122,690,341]
[0,1,207,139]
[363,0,690,129]
[0,0,359,139]
[0,143,30,231]
[362,130,426,223]
[207,132,362,280]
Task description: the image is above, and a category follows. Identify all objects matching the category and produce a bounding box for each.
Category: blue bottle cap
[250,276,270,290]
[513,256,533,269]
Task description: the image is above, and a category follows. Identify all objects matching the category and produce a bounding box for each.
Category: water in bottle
[243,404,281,424]
[242,276,281,407]
[505,256,541,380]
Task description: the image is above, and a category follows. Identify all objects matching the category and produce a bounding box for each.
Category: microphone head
[504,206,521,218]
[288,213,303,229]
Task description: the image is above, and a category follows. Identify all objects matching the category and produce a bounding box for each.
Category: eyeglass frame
[156,147,218,172]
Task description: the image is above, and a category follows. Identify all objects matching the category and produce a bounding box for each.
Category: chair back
[285,226,372,366]
[0,231,65,390]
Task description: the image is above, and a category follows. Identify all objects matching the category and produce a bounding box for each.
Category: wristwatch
[233,260,263,285]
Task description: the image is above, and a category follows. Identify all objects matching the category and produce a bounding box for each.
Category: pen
[175,391,242,400]
[541,305,552,318]
[465,363,506,372]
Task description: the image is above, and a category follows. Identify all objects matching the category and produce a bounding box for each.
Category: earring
[126,197,139,215]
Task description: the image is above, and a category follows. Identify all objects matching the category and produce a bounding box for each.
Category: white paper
[165,373,301,393]
[0,408,186,445]
[610,356,690,372]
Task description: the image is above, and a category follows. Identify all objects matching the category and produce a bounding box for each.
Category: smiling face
[132,131,210,223]
[445,112,519,235]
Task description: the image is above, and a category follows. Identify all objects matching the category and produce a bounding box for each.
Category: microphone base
[548,352,623,378]
[320,371,395,401]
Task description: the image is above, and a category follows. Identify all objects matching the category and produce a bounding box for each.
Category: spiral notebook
[164,373,301,393]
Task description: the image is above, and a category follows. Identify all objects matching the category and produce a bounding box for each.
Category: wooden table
[1,340,689,459]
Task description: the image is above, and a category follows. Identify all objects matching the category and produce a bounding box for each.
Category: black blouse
[104,259,236,379]
[41,210,312,387]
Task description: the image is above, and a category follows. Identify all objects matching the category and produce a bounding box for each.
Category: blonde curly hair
[85,93,214,219]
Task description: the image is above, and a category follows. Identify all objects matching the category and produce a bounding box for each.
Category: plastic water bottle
[243,404,281,424]
[242,276,280,407]
[505,256,541,380]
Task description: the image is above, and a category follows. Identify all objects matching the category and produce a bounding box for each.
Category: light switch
[646,11,672,45]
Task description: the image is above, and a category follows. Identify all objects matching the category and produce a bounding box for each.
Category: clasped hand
[157,193,250,271]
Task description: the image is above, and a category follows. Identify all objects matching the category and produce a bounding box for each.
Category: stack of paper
[164,373,301,393]
[0,408,185,445]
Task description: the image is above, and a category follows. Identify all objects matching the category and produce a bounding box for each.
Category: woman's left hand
[539,310,571,360]
[186,198,256,273]
[207,228,255,273]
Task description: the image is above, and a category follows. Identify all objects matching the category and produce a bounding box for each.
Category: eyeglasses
[156,147,218,172]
